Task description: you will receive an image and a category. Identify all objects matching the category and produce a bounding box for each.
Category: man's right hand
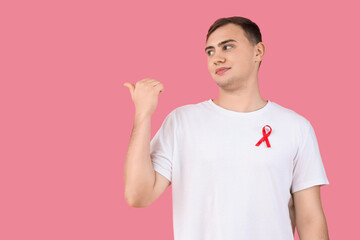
[123,78,164,118]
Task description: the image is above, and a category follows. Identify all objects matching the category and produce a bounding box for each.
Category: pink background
[1,0,358,239]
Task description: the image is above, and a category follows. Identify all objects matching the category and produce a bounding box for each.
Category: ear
[254,42,266,62]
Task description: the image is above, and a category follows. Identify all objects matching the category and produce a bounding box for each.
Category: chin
[216,77,238,89]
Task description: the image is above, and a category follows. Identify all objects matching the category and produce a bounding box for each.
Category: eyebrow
[205,39,238,52]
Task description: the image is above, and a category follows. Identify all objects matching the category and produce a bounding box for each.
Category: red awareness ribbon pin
[255,125,272,148]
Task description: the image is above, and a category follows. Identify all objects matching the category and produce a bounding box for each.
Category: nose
[213,53,226,65]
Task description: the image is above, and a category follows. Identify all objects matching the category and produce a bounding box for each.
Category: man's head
[205,16,265,90]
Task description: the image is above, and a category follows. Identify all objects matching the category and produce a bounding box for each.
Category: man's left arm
[293,185,330,240]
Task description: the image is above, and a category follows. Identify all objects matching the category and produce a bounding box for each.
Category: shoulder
[159,101,203,130]
[171,100,209,120]
[270,101,312,133]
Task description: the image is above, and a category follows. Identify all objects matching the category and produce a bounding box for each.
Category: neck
[212,79,267,113]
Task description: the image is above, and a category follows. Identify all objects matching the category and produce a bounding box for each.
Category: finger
[154,82,164,93]
[123,82,135,96]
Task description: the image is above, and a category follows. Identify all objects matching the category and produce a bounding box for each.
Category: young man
[124,16,330,240]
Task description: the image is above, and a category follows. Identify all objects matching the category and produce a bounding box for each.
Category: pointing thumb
[123,82,135,97]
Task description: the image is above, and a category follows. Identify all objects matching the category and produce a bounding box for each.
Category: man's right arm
[123,79,168,208]
[124,113,170,208]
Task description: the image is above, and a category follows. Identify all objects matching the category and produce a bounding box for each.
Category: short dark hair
[206,16,263,69]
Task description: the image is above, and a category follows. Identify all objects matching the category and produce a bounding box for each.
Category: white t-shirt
[150,99,330,240]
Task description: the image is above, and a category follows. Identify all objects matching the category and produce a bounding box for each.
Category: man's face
[205,23,263,90]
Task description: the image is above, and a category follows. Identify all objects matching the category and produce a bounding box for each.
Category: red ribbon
[255,125,272,148]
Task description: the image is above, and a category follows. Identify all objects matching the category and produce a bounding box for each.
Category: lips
[216,67,231,75]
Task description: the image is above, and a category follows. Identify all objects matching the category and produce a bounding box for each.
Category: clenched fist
[123,78,164,117]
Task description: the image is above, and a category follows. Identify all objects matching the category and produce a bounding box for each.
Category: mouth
[216,67,231,75]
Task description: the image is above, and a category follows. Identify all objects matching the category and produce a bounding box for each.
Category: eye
[224,45,233,50]
[206,45,233,56]
[207,50,214,56]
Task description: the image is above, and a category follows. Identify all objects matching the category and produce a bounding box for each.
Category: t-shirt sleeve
[150,109,177,183]
[291,121,330,193]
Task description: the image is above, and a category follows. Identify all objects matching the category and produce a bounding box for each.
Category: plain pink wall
[1,0,358,239]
